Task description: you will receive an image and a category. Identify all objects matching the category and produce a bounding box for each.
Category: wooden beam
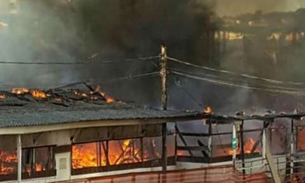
[197,140,210,158]
[175,125,194,157]
[177,146,209,151]
[250,122,270,153]
[180,128,263,137]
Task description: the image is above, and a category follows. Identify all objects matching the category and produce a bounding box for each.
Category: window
[71,136,174,174]
[0,149,17,175]
[22,146,56,178]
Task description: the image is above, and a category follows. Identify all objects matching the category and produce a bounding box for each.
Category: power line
[0,72,159,90]
[94,56,160,64]
[0,55,160,65]
[98,72,159,84]
[0,61,87,65]
[172,74,203,109]
[169,68,302,92]
[166,56,305,86]
[171,70,305,96]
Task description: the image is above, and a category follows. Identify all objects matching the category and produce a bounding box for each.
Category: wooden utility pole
[160,45,168,110]
[160,45,168,172]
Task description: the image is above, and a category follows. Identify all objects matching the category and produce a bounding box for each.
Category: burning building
[0,84,304,183]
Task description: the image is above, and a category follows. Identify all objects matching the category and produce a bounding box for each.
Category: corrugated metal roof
[0,98,204,128]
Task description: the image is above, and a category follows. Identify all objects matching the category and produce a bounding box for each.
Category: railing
[234,154,305,182]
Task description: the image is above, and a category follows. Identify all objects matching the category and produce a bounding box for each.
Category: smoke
[0,0,94,88]
[213,0,305,16]
[0,0,304,114]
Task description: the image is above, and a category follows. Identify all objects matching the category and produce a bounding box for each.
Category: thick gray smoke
[1,0,305,114]
[0,0,96,88]
[213,0,305,16]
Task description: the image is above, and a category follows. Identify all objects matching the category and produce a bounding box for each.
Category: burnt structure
[0,86,305,182]
[0,86,209,182]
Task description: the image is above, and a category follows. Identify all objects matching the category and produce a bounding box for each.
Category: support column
[240,121,246,176]
[162,123,167,171]
[232,123,237,167]
[290,119,295,179]
[17,134,22,183]
[208,123,212,156]
[262,121,267,159]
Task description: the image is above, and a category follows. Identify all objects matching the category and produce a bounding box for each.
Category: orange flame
[226,138,259,155]
[204,107,212,114]
[0,94,5,99]
[72,139,145,169]
[30,90,48,99]
[12,88,29,95]
[99,92,115,103]
[72,143,99,169]
[0,151,17,175]
[73,91,88,97]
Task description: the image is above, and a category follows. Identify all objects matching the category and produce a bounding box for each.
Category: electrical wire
[96,72,160,85]
[0,55,160,65]
[171,70,305,96]
[172,74,203,109]
[166,56,305,86]
[0,72,159,90]
[169,67,303,92]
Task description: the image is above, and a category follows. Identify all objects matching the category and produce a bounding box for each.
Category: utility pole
[160,45,168,173]
[160,45,168,110]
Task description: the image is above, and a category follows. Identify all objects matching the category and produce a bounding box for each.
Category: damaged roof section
[0,86,207,128]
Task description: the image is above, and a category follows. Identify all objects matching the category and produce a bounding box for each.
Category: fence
[55,166,268,183]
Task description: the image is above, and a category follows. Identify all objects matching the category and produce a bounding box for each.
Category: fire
[98,91,115,103]
[30,90,48,99]
[0,151,17,175]
[73,91,87,97]
[72,143,99,169]
[204,107,212,114]
[12,88,29,95]
[109,139,141,165]
[72,139,146,169]
[0,94,5,99]
[226,138,259,155]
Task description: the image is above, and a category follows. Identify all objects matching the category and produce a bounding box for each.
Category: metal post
[262,121,266,159]
[290,119,294,179]
[232,123,237,167]
[208,123,212,157]
[174,123,178,162]
[240,121,246,176]
[162,123,167,172]
[17,134,22,183]
[160,45,168,172]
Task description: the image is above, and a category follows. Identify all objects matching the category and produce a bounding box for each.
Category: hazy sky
[213,0,305,16]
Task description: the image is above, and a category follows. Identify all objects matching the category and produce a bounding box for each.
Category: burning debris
[204,107,212,114]
[0,84,116,107]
